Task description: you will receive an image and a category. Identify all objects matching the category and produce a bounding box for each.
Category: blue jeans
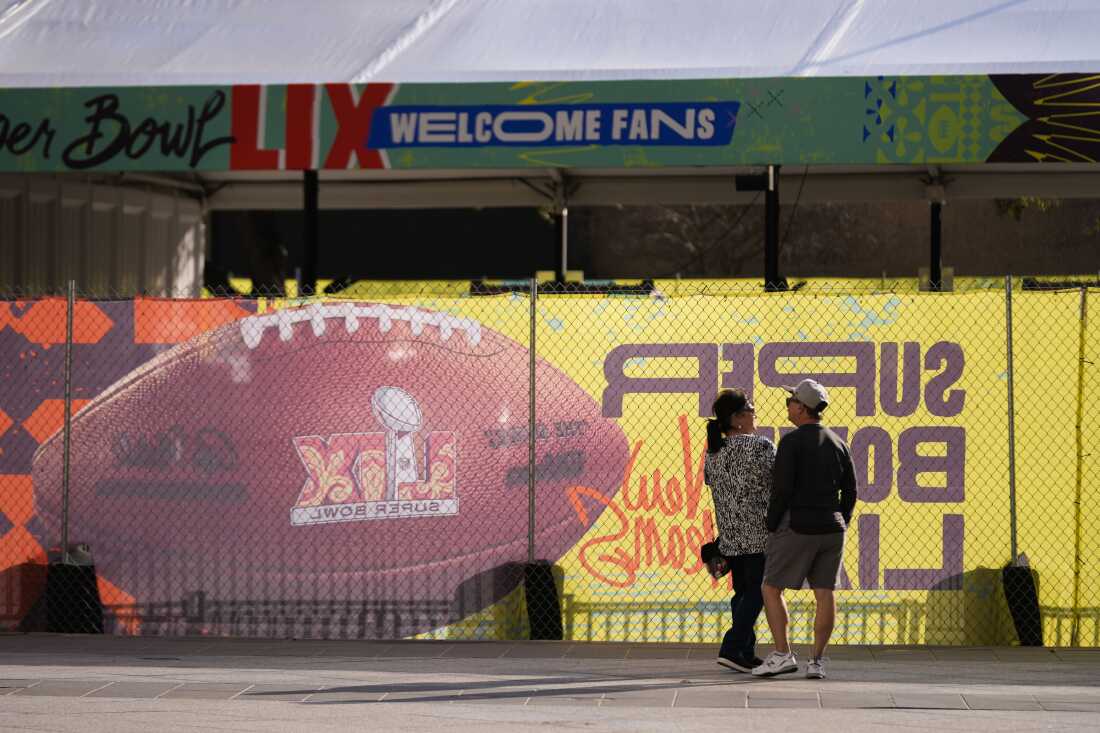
[718,552,766,661]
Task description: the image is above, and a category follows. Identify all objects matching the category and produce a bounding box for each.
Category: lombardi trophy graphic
[370,386,423,501]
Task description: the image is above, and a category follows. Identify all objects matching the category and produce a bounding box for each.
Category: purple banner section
[0,302,157,475]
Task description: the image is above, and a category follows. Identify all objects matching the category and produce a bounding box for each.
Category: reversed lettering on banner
[587,339,970,592]
[292,498,458,525]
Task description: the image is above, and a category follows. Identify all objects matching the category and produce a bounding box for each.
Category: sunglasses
[785,397,800,406]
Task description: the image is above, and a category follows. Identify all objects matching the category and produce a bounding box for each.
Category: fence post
[528,277,537,564]
[60,279,76,564]
[1071,286,1088,646]
[1005,275,1018,564]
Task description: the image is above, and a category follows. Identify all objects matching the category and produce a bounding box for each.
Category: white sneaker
[751,651,798,677]
[806,657,826,679]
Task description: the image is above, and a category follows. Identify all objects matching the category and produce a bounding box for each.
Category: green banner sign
[0,74,1095,172]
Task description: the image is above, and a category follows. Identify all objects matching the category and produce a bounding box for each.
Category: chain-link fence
[0,279,1095,646]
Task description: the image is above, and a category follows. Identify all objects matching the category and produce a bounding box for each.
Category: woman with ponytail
[703,388,775,672]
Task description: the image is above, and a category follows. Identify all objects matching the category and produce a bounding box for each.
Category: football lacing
[240,303,482,349]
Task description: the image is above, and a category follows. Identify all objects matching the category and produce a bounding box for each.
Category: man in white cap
[751,379,857,680]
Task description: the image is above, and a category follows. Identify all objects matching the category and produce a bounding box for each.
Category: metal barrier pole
[60,279,75,564]
[764,164,781,290]
[1071,286,1088,646]
[528,277,537,564]
[1005,275,1018,564]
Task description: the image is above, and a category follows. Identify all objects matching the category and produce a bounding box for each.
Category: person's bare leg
[811,588,836,659]
[761,583,790,654]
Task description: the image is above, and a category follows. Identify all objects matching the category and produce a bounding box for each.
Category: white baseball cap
[781,379,829,409]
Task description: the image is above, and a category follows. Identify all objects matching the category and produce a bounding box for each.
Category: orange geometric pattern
[21,399,92,445]
[0,474,139,634]
[0,475,41,634]
[0,300,113,345]
[0,474,35,526]
[97,576,140,635]
[0,409,11,441]
[0,524,46,568]
[134,298,252,344]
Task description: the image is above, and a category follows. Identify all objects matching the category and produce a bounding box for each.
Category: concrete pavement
[0,634,1098,731]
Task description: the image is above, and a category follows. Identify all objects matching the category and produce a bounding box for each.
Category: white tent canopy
[0,0,1097,87]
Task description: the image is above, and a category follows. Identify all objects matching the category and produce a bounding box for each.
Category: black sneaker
[716,654,757,673]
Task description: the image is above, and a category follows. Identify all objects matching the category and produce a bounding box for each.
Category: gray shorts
[763,522,846,590]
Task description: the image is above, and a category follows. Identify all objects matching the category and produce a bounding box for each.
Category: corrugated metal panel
[88,203,114,295]
[116,200,143,297]
[0,175,205,297]
[0,195,17,291]
[145,213,172,295]
[58,193,84,288]
[25,197,54,293]
[175,207,204,292]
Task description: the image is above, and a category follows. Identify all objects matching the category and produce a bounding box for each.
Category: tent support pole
[764,164,782,291]
[930,201,943,291]
[552,173,569,283]
[302,169,319,296]
[555,207,569,283]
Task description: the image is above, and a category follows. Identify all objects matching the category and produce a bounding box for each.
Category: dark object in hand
[700,540,730,578]
[706,555,729,579]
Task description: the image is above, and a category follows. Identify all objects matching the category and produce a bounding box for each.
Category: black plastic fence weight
[524,561,563,640]
[45,545,104,634]
[1002,564,1042,646]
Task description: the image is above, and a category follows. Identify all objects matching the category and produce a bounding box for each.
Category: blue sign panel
[367,102,741,149]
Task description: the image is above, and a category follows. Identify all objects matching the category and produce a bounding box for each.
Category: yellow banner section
[1079,290,1099,646]
[1011,291,1088,646]
[534,291,1011,645]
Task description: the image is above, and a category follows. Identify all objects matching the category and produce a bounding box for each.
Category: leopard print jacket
[704,433,775,556]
